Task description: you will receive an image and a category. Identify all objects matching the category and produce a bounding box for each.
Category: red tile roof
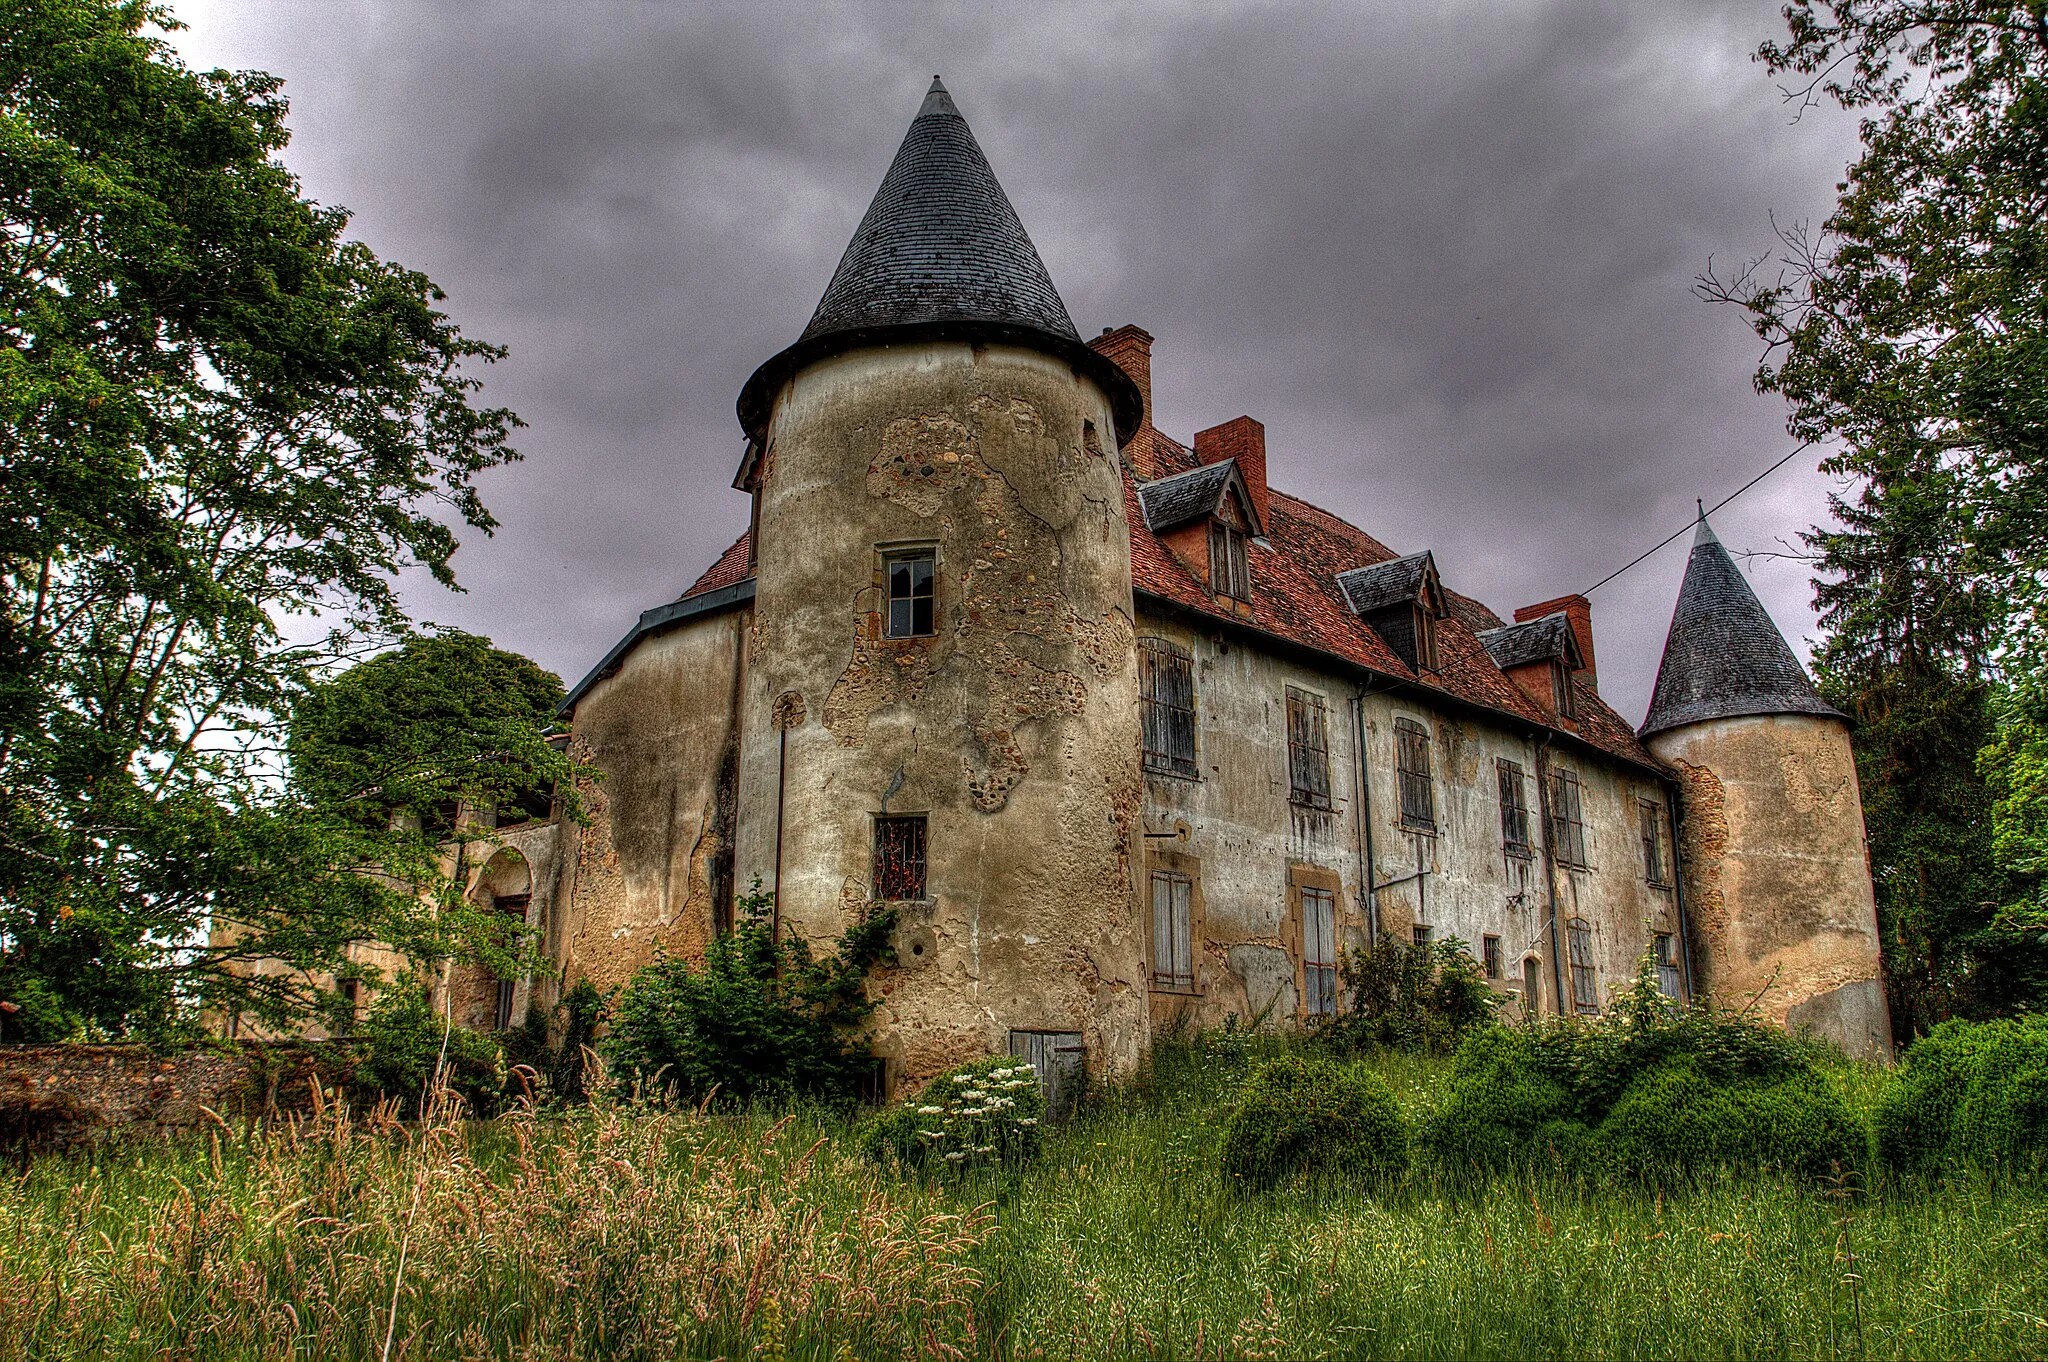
[677,448,1661,774]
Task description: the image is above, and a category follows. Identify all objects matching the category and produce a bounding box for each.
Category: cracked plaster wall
[1650,713,1892,1059]
[737,343,1146,1092]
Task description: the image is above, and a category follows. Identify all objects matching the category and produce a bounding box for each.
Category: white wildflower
[1017,1117,1039,1126]
[944,1150,966,1162]
[917,1105,942,1114]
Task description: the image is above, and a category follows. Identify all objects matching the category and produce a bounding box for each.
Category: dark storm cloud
[173,0,1864,722]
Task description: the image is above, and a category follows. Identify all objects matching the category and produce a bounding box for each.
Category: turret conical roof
[1639,512,1844,739]
[737,78,1141,446]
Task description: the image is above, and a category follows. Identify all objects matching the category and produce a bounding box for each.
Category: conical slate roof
[1639,513,1844,739]
[737,79,1141,446]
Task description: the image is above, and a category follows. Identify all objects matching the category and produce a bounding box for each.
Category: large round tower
[1641,514,1892,1059]
[730,80,1150,1091]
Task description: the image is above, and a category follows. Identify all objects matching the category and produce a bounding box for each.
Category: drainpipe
[1351,690,1381,945]
[771,722,789,953]
[1666,777,1698,1000]
[1532,735,1567,1015]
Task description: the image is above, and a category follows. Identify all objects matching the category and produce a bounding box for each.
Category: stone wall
[0,1042,357,1151]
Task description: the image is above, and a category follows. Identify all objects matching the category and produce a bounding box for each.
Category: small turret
[1642,512,1892,1059]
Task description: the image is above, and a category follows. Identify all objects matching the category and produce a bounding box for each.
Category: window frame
[1394,717,1436,831]
[882,548,937,640]
[1139,638,1199,779]
[1654,932,1683,998]
[1290,865,1342,1019]
[1285,686,1333,810]
[871,813,929,902]
[1208,500,1252,602]
[1414,603,1440,673]
[1552,658,1578,719]
[1412,924,1435,947]
[1148,868,1197,994]
[1640,799,1669,886]
[1566,916,1599,1015]
[1548,766,1589,868]
[1482,934,1503,980]
[1496,758,1533,859]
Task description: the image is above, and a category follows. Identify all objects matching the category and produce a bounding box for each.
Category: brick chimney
[1088,325,1158,478]
[1193,416,1269,532]
[1515,593,1596,690]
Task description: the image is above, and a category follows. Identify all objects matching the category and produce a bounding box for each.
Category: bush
[601,882,893,1107]
[1219,1053,1409,1190]
[1875,1014,2048,1177]
[503,979,609,1104]
[351,981,506,1116]
[1422,958,1865,1184]
[858,1055,1047,1173]
[1321,936,1496,1053]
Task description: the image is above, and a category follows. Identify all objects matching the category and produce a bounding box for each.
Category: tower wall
[1650,713,1892,1059]
[736,341,1148,1090]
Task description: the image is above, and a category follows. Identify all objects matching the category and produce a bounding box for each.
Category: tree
[0,1,521,1040]
[1704,0,2048,1030]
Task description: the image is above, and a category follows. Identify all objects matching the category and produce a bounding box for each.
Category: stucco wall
[1651,713,1891,1059]
[554,608,748,997]
[1136,610,1684,1026]
[738,342,1147,1091]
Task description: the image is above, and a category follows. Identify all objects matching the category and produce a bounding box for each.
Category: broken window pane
[884,551,935,638]
[1150,871,1194,991]
[1286,687,1332,809]
[1139,638,1198,778]
[1395,718,1434,829]
[871,814,927,900]
[1300,884,1337,1016]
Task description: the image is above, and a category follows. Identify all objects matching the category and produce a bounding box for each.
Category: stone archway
[448,847,532,1032]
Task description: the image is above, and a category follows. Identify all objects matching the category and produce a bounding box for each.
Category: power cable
[1580,441,1813,597]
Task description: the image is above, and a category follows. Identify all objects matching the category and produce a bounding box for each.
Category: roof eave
[560,579,757,718]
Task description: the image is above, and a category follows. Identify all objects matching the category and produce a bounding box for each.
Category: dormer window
[1336,551,1442,673]
[1552,659,1577,719]
[1209,499,1251,602]
[1414,600,1441,672]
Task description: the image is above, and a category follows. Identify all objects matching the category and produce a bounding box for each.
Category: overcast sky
[170,0,1865,726]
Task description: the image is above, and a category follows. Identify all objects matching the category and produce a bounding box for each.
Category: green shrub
[1321,936,1497,1053]
[601,881,893,1107]
[503,978,610,1105]
[1219,1053,1409,1190]
[1422,958,1866,1183]
[351,981,506,1116]
[858,1055,1047,1173]
[1875,1014,2048,1177]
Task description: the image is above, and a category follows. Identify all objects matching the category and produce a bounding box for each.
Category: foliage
[1874,1012,2048,1176]
[1217,1053,1409,1191]
[857,1055,1047,1174]
[1320,934,1497,1053]
[347,980,506,1117]
[0,1,521,1041]
[503,978,610,1105]
[600,881,894,1107]
[1423,961,1863,1182]
[1704,0,2048,1033]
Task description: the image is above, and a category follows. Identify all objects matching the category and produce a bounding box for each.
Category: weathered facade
[280,78,1892,1082]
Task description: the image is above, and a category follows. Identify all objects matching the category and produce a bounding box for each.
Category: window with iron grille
[1209,517,1251,601]
[1497,758,1532,858]
[1299,884,1338,1016]
[1567,916,1599,1014]
[883,550,935,639]
[1548,767,1588,867]
[1150,871,1195,992]
[1139,639,1198,778]
[1654,932,1683,998]
[1482,934,1503,980]
[1412,923,1434,946]
[1286,687,1332,809]
[1640,800,1668,885]
[1395,718,1435,829]
[872,814,927,901]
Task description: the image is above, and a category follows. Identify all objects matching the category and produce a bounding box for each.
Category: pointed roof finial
[919,75,959,119]
[1640,512,1842,739]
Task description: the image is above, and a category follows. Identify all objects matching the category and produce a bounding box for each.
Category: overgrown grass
[4,1039,2046,1360]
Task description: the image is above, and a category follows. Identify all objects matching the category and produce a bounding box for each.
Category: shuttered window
[1655,932,1683,998]
[1497,759,1532,857]
[1150,872,1195,992]
[1209,519,1251,601]
[1300,884,1338,1016]
[1640,800,1668,885]
[1548,767,1588,868]
[1139,639,1198,778]
[1286,688,1332,809]
[1567,916,1599,1014]
[1395,718,1435,829]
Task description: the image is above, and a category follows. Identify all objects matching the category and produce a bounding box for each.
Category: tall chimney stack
[1088,325,1157,478]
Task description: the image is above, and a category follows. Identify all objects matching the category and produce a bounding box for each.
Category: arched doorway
[449,848,532,1031]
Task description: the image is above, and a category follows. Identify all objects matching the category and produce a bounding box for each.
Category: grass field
[4,1037,2046,1360]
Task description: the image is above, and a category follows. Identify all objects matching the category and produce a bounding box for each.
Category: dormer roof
[736,78,1141,447]
[1477,612,1583,672]
[1336,551,1437,616]
[1136,459,1266,537]
[1639,514,1843,739]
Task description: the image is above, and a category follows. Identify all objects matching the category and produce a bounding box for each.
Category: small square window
[1482,934,1503,980]
[884,551,935,639]
[1412,924,1434,947]
[872,814,927,900]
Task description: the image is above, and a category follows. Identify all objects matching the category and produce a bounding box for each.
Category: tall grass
[3,1039,2045,1360]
